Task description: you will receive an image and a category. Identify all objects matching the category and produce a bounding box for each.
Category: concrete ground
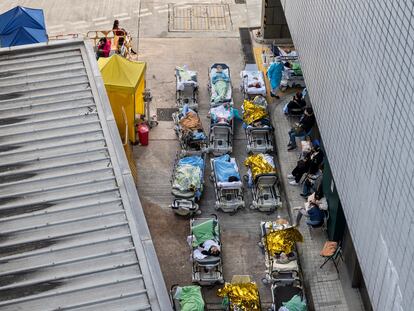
[135,37,289,309]
[0,0,262,45]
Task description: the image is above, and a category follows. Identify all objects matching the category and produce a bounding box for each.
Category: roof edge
[0,38,83,53]
[81,40,172,311]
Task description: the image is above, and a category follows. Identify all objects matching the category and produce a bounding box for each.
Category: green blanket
[283,294,306,311]
[292,63,302,76]
[173,165,202,192]
[212,80,229,103]
[192,219,219,246]
[174,286,205,311]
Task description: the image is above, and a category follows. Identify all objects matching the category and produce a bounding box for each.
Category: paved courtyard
[135,36,288,308]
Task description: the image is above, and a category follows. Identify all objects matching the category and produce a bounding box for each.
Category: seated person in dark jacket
[287,141,324,185]
[287,107,316,150]
[283,91,306,115]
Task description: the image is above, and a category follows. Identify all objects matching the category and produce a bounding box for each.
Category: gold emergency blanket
[242,100,268,125]
[244,154,276,180]
[265,227,303,256]
[179,111,203,131]
[217,282,260,310]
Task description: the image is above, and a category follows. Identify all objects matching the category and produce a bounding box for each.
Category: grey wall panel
[282,1,413,310]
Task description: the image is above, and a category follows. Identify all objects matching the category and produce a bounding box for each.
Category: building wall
[261,0,291,39]
[281,1,414,310]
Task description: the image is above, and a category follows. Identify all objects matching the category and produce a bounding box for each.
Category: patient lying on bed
[193,239,221,259]
[212,65,229,84]
[211,65,230,103]
[248,76,262,88]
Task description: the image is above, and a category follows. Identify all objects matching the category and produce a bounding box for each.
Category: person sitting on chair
[96,37,110,60]
[301,167,323,197]
[293,191,326,227]
[287,107,316,151]
[283,91,306,115]
[288,141,324,185]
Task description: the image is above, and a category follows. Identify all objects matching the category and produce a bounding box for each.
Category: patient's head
[304,107,313,116]
[295,92,303,100]
[210,245,220,256]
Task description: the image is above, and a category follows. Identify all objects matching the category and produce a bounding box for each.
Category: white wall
[282,1,414,310]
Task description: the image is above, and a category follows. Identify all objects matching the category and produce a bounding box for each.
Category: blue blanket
[176,156,204,199]
[213,154,240,182]
[179,156,204,173]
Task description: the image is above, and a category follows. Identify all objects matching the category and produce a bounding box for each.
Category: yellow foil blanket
[242,100,268,125]
[244,154,276,180]
[265,227,303,256]
[217,282,260,310]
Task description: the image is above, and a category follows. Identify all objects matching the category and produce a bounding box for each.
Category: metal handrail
[121,106,128,146]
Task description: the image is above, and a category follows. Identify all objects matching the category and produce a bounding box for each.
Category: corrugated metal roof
[0,40,171,311]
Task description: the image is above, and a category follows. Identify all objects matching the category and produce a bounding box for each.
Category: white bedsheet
[241,70,266,96]
[217,180,243,189]
[265,256,299,271]
[176,68,198,91]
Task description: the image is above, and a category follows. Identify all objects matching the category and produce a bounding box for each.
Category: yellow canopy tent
[98,54,146,143]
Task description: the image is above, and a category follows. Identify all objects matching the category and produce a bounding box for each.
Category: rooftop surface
[0,40,170,311]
